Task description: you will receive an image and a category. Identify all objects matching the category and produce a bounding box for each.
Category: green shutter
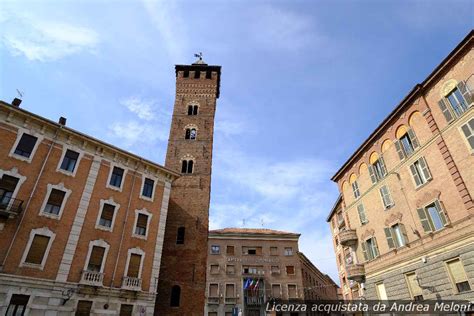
[379,156,387,177]
[361,242,368,261]
[372,237,379,257]
[368,165,377,184]
[419,157,432,181]
[407,128,420,149]
[457,81,473,105]
[380,185,393,208]
[384,227,395,249]
[438,99,454,123]
[357,204,367,224]
[417,208,432,233]
[394,140,406,160]
[434,200,448,226]
[410,163,422,187]
[400,223,409,245]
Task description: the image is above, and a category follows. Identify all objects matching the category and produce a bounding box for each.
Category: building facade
[327,31,474,301]
[204,228,338,316]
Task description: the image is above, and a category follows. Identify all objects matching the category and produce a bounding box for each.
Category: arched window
[170,285,181,307]
[185,128,197,140]
[181,160,194,174]
[176,227,185,244]
[187,105,198,115]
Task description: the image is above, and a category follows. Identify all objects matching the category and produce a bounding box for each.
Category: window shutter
[384,228,395,249]
[101,204,115,221]
[457,81,473,105]
[400,223,409,245]
[137,214,148,228]
[380,186,393,208]
[0,175,19,191]
[438,98,454,123]
[368,165,377,184]
[361,242,368,261]
[357,204,367,224]
[379,156,387,177]
[461,120,474,150]
[89,246,105,268]
[225,284,235,297]
[372,237,379,257]
[394,140,406,160]
[447,259,468,283]
[25,235,50,264]
[410,164,422,187]
[434,200,448,226]
[419,157,432,181]
[127,254,141,278]
[407,128,420,149]
[417,208,432,233]
[48,189,66,207]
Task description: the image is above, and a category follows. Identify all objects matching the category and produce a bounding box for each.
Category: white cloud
[108,120,168,147]
[120,96,157,120]
[2,15,99,62]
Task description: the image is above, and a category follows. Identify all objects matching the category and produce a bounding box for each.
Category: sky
[0,0,472,285]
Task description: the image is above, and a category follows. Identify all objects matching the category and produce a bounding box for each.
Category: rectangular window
[270,246,278,256]
[288,284,297,298]
[406,272,423,301]
[109,167,124,188]
[272,284,281,298]
[99,203,115,228]
[271,265,280,274]
[75,300,93,316]
[461,118,474,151]
[357,204,368,225]
[135,214,148,236]
[379,185,394,209]
[0,175,19,206]
[243,246,262,255]
[417,200,448,233]
[286,266,295,275]
[226,264,235,274]
[344,247,353,265]
[361,237,379,261]
[225,284,235,298]
[87,246,105,272]
[226,245,234,255]
[410,157,432,187]
[351,181,360,199]
[119,304,133,316]
[7,294,30,316]
[211,245,220,254]
[43,189,66,215]
[369,158,387,183]
[60,149,79,172]
[25,234,50,264]
[384,223,408,249]
[447,87,469,116]
[14,133,38,158]
[209,284,218,297]
[210,264,219,274]
[284,247,293,256]
[375,283,388,300]
[446,258,471,293]
[142,178,154,198]
[127,254,141,278]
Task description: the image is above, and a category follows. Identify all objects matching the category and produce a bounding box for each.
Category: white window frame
[9,129,44,163]
[20,227,56,270]
[0,167,27,204]
[132,208,152,240]
[39,183,72,220]
[56,146,84,177]
[124,247,145,279]
[106,163,128,192]
[224,282,236,298]
[95,198,120,232]
[459,116,474,153]
[84,239,110,273]
[139,174,157,202]
[287,284,298,299]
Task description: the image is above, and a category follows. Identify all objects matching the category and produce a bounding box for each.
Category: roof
[209,227,300,237]
[297,252,339,288]
[326,194,342,222]
[331,30,474,182]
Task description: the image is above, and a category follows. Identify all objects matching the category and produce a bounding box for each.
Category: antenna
[16,89,24,98]
[242,218,246,227]
[260,218,264,227]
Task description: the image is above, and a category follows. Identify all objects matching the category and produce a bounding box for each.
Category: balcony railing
[80,270,104,286]
[0,196,24,218]
[346,264,365,283]
[207,297,219,304]
[339,229,358,247]
[225,297,237,304]
[121,276,142,291]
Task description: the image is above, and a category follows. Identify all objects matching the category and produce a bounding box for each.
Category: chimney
[12,98,22,107]
[58,117,67,126]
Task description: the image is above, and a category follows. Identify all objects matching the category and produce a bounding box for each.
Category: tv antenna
[16,89,24,98]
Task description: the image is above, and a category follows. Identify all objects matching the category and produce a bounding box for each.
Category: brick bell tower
[155,55,221,315]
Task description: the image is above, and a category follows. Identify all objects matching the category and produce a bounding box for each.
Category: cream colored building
[327,31,474,301]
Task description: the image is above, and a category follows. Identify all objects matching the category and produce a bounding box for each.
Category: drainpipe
[1,126,62,268]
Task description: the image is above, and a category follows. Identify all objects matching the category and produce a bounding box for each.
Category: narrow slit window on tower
[181,160,194,174]
[170,285,181,307]
[187,105,198,115]
[176,227,185,244]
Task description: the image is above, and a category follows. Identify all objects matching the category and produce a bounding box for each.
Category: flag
[253,279,260,291]
[244,278,250,289]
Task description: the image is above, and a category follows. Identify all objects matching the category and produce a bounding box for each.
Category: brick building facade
[327,31,474,300]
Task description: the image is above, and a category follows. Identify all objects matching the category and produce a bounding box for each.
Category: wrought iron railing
[0,196,24,217]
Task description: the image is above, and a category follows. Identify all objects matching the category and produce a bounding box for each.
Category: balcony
[225,297,237,304]
[80,270,104,287]
[121,276,142,291]
[338,229,358,247]
[207,297,219,305]
[0,196,24,218]
[346,264,365,283]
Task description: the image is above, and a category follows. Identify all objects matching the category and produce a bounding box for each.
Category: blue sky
[1,0,472,284]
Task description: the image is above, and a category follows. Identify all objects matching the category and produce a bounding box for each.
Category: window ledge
[106,184,123,192]
[9,153,33,163]
[20,262,44,270]
[57,169,76,177]
[39,212,61,220]
[132,234,147,240]
[415,179,432,191]
[139,195,154,203]
[95,225,113,232]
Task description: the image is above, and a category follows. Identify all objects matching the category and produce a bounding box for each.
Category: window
[109,166,124,188]
[272,284,281,298]
[119,304,133,316]
[369,157,387,183]
[134,213,149,236]
[87,246,105,272]
[225,284,235,298]
[243,246,262,255]
[446,258,471,293]
[206,70,212,79]
[25,234,50,265]
[185,128,197,140]
[410,157,432,187]
[379,185,394,209]
[417,200,448,233]
[446,87,470,116]
[226,245,234,255]
[288,284,297,298]
[98,203,115,228]
[226,264,235,274]
[357,204,368,225]
[375,283,388,300]
[14,133,38,158]
[194,70,200,79]
[75,300,93,316]
[248,249,256,255]
[460,118,474,151]
[384,223,408,249]
[351,181,360,199]
[209,284,218,297]
[183,70,189,78]
[211,245,220,254]
[286,266,295,275]
[126,254,142,278]
[284,247,293,256]
[6,294,30,316]
[42,188,67,216]
[0,175,19,206]
[210,264,219,274]
[344,247,353,265]
[361,237,379,261]
[406,272,423,301]
[181,160,194,174]
[170,285,181,307]
[438,82,472,123]
[270,247,278,256]
[142,178,154,198]
[187,105,198,115]
[176,227,185,244]
[271,265,280,274]
[395,129,419,160]
[336,211,345,228]
[60,149,79,172]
